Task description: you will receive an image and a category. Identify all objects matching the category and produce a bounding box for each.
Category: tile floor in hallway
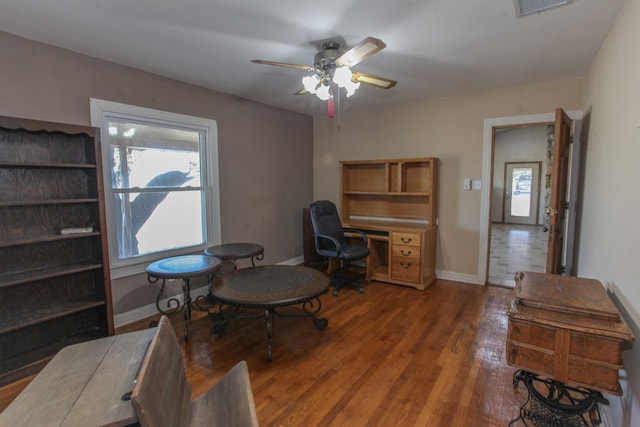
[488,223,548,287]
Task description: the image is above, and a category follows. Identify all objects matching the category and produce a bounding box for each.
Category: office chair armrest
[343,228,368,246]
[314,233,343,253]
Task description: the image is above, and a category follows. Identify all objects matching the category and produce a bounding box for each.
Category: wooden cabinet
[340,158,438,290]
[506,272,634,395]
[0,116,113,386]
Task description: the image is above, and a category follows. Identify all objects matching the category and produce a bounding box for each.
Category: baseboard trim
[599,399,615,427]
[113,286,210,329]
[436,269,485,286]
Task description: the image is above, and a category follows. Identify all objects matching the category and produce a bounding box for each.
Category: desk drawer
[391,260,420,282]
[392,232,421,247]
[392,244,420,260]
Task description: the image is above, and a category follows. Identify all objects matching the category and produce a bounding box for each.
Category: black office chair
[309,200,370,296]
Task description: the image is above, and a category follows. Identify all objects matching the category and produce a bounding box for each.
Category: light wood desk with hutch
[340,157,438,290]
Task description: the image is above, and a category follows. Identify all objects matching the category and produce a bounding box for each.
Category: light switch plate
[472,180,482,190]
[464,178,471,190]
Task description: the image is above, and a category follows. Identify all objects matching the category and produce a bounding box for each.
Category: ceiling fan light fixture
[343,80,360,97]
[315,84,331,101]
[333,66,352,87]
[302,74,320,93]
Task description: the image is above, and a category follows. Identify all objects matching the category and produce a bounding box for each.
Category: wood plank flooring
[1,279,526,426]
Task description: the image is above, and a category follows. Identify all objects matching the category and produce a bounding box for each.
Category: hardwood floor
[1,279,526,426]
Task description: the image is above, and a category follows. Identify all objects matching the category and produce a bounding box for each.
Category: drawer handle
[513,326,520,335]
[400,249,412,256]
[511,348,518,360]
[400,263,412,268]
[400,237,412,243]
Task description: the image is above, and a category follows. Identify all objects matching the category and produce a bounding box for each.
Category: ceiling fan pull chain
[336,85,341,131]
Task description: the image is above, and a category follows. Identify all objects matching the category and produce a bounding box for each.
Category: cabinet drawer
[392,232,421,247]
[392,244,420,260]
[569,332,624,365]
[506,340,555,376]
[391,260,420,282]
[508,320,555,352]
[567,356,621,393]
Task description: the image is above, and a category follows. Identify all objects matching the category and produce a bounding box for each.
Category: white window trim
[90,98,221,279]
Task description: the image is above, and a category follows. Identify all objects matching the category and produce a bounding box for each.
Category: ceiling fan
[252,36,397,111]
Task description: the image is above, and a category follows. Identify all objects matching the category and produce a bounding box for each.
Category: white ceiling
[0,0,624,116]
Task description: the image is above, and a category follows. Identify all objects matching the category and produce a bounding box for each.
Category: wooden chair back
[131,316,192,427]
[189,360,260,426]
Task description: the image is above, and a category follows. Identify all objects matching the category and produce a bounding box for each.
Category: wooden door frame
[478,111,583,285]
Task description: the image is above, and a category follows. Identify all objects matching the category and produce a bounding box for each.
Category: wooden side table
[146,255,221,341]
[204,242,264,270]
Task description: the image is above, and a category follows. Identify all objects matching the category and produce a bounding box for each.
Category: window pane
[106,120,206,261]
[114,190,204,258]
[108,121,201,190]
[510,167,532,217]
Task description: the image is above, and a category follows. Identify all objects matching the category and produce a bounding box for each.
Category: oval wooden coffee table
[209,265,329,361]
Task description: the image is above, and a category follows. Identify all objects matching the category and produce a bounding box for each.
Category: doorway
[489,126,549,286]
[480,110,582,287]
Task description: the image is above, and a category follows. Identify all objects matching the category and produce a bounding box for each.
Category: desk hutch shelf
[0,115,113,386]
[340,157,438,290]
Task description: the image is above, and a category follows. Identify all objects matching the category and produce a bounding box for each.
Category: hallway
[488,223,548,287]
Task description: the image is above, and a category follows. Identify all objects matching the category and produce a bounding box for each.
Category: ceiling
[0,0,624,116]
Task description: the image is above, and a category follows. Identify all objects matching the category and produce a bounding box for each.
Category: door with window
[504,162,540,225]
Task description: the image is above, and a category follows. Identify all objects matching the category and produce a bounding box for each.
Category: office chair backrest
[131,316,192,427]
[309,200,346,250]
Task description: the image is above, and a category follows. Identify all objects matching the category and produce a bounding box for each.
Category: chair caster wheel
[358,288,364,294]
[313,317,329,330]
[332,289,339,296]
[214,323,227,336]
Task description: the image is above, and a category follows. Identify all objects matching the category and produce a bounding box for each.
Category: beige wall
[580,0,640,421]
[313,80,583,279]
[0,31,314,318]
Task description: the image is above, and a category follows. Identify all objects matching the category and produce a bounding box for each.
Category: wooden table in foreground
[507,271,635,394]
[0,328,155,427]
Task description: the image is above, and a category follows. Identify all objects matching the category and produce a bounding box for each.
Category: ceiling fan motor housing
[314,42,342,76]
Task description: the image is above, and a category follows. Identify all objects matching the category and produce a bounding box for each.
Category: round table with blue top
[146,254,222,341]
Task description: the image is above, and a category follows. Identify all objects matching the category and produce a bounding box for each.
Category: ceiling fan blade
[251,59,314,72]
[294,88,309,95]
[336,37,386,68]
[352,71,397,89]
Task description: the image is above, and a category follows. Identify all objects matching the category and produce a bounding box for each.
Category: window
[90,99,220,278]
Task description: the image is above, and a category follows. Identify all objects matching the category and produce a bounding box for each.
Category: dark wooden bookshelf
[0,115,114,386]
